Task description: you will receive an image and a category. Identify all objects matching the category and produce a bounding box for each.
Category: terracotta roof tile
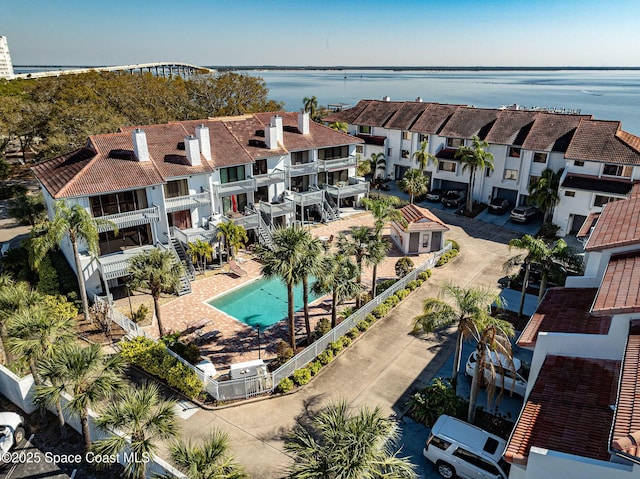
[518,288,611,348]
[505,355,620,465]
[410,103,462,134]
[566,120,640,165]
[438,107,499,139]
[576,212,600,239]
[384,102,431,130]
[592,251,640,316]
[617,130,640,155]
[396,204,449,232]
[350,100,405,127]
[522,112,591,152]
[586,195,640,251]
[322,100,373,124]
[484,110,538,146]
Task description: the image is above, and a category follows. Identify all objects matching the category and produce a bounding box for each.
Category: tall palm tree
[303,95,318,120]
[412,282,501,389]
[356,154,372,178]
[30,201,117,323]
[328,121,348,133]
[312,254,363,328]
[528,167,564,223]
[455,136,495,213]
[93,382,180,479]
[216,220,248,260]
[535,238,583,303]
[128,248,184,337]
[187,238,214,274]
[170,429,246,479]
[337,225,376,307]
[361,195,405,238]
[0,277,43,364]
[285,400,417,479]
[35,343,124,451]
[371,152,386,179]
[412,139,437,172]
[399,168,428,204]
[256,226,307,350]
[298,233,325,344]
[504,234,548,316]
[368,236,391,298]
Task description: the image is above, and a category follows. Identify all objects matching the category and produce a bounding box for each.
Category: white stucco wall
[521,447,636,479]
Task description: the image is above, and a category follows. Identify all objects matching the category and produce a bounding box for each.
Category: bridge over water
[14,62,214,79]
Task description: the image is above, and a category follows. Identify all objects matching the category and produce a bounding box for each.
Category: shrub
[131,303,150,323]
[292,368,312,386]
[348,327,360,339]
[36,256,59,295]
[395,257,415,277]
[418,271,430,281]
[357,320,370,331]
[308,360,322,376]
[274,340,294,366]
[277,377,295,393]
[436,249,459,267]
[340,336,352,348]
[376,279,397,295]
[314,317,332,339]
[318,350,334,365]
[407,377,467,427]
[395,289,409,300]
[168,342,201,364]
[407,280,420,291]
[166,362,203,398]
[538,222,561,239]
[384,296,399,308]
[339,306,356,320]
[366,314,377,323]
[372,304,390,319]
[329,340,343,355]
[446,239,460,252]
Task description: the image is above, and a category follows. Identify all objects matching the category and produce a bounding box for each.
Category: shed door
[409,232,420,254]
[431,231,442,252]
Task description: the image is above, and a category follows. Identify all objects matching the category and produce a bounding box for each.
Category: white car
[0,412,25,453]
[465,350,528,397]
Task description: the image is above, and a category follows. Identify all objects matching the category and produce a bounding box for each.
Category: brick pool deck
[114,211,437,375]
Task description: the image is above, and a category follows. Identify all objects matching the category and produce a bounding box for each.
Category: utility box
[195,359,217,379]
[229,359,267,380]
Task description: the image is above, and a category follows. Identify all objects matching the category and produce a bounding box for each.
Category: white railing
[95,206,160,232]
[324,178,370,198]
[317,156,358,171]
[286,162,318,176]
[165,192,211,213]
[255,169,285,187]
[173,226,216,245]
[290,189,324,206]
[212,178,257,197]
[95,295,151,338]
[258,200,295,218]
[234,212,259,231]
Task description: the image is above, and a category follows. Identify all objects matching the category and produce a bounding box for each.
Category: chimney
[184,135,201,166]
[383,95,391,102]
[415,97,423,102]
[195,124,211,161]
[265,125,278,149]
[298,112,310,135]
[271,115,283,145]
[132,128,149,162]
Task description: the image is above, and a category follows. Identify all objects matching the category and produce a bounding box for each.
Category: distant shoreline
[14,65,640,72]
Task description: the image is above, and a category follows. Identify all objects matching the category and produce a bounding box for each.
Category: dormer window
[446,138,464,148]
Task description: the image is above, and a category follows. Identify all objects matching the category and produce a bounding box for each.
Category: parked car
[0,412,26,453]
[424,414,510,479]
[441,190,467,208]
[488,197,510,214]
[425,189,445,202]
[465,350,529,397]
[509,205,539,223]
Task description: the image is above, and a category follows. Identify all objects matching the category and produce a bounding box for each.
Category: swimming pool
[208,276,321,328]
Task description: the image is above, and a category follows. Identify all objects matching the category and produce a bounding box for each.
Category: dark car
[441,190,467,208]
[424,189,444,202]
[488,197,510,214]
[510,205,539,223]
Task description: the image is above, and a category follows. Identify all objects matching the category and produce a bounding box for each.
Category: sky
[4,0,640,67]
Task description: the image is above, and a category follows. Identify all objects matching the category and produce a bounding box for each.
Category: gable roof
[438,107,499,139]
[592,251,640,316]
[384,102,431,130]
[585,195,640,251]
[396,204,449,232]
[350,100,405,127]
[410,103,462,134]
[484,110,538,146]
[322,99,373,124]
[521,112,591,152]
[566,120,640,165]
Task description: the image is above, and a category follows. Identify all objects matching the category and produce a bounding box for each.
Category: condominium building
[325,99,640,236]
[31,112,365,298]
[0,36,14,80]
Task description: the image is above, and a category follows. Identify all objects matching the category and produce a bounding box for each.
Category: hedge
[436,249,459,267]
[292,368,312,386]
[277,377,295,393]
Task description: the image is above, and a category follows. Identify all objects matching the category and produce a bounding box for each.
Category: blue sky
[4,0,640,66]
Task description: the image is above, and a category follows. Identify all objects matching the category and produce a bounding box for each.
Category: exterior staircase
[257,209,274,248]
[321,198,339,222]
[167,234,195,296]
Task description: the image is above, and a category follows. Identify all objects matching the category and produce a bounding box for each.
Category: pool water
[208,276,321,328]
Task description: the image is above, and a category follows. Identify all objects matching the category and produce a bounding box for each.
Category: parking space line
[1,434,34,479]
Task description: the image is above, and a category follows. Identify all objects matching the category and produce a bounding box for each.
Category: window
[291,150,310,164]
[402,131,411,140]
[504,169,518,180]
[422,234,430,248]
[603,163,633,178]
[90,189,148,217]
[319,145,348,160]
[220,165,245,183]
[359,125,371,134]
[533,152,547,163]
[328,169,348,185]
[356,145,364,154]
[452,448,501,476]
[594,195,618,207]
[402,149,410,159]
[564,190,575,197]
[485,167,492,177]
[574,160,585,167]
[98,224,152,256]
[428,436,451,451]
[446,137,464,148]
[253,158,267,176]
[438,161,456,173]
[508,147,521,158]
[387,148,393,156]
[164,179,189,199]
[222,193,247,214]
[418,133,428,143]
[529,175,540,188]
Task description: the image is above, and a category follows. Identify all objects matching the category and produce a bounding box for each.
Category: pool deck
[114,210,438,374]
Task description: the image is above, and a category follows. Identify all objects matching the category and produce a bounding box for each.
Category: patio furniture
[228,259,247,277]
[195,329,221,344]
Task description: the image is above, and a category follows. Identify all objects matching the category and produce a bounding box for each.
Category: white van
[423,415,510,479]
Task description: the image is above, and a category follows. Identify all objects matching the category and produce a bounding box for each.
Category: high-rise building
[0,36,15,80]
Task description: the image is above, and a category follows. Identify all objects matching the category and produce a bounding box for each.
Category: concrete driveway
[173,217,517,478]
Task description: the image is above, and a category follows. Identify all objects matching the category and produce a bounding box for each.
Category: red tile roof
[576,212,600,239]
[566,120,640,165]
[592,251,640,316]
[438,107,499,139]
[396,204,449,232]
[504,355,620,465]
[517,288,611,348]
[521,112,591,152]
[586,195,640,251]
[611,320,640,460]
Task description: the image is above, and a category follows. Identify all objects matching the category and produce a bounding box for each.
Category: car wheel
[12,427,25,447]
[436,461,456,478]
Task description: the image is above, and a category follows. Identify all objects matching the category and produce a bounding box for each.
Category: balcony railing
[317,156,358,172]
[212,178,257,197]
[95,206,160,233]
[232,212,259,231]
[97,245,157,280]
[255,169,285,187]
[257,200,295,218]
[173,225,216,245]
[165,192,211,213]
[287,189,324,206]
[285,162,318,177]
[323,178,370,198]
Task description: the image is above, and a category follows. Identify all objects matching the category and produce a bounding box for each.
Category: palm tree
[303,95,318,120]
[35,343,124,451]
[412,282,501,389]
[30,201,117,323]
[256,226,307,350]
[312,254,363,328]
[535,238,583,303]
[93,382,179,479]
[298,233,325,344]
[216,220,248,260]
[371,152,386,179]
[455,136,495,213]
[399,168,428,204]
[170,429,246,479]
[412,139,437,172]
[337,226,377,307]
[328,121,348,133]
[187,238,214,274]
[368,236,391,298]
[468,316,515,423]
[285,400,417,479]
[361,195,405,238]
[504,235,548,316]
[0,277,43,364]
[128,248,185,337]
[528,167,564,223]
[356,154,372,178]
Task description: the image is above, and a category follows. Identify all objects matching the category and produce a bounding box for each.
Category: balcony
[257,200,295,218]
[95,206,160,233]
[285,162,318,177]
[97,245,157,280]
[212,178,257,197]
[172,225,216,245]
[165,192,211,213]
[286,189,324,206]
[255,169,285,187]
[323,178,370,198]
[232,211,260,231]
[317,156,358,172]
